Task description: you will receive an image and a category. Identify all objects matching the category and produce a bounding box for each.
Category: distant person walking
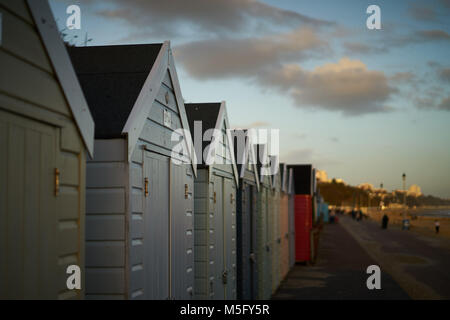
[330,209,336,224]
[435,220,440,234]
[382,214,389,229]
[357,210,363,222]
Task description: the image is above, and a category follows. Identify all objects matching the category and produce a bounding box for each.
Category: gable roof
[230,129,260,191]
[68,41,196,174]
[185,103,221,156]
[185,102,239,186]
[68,44,162,139]
[28,0,94,156]
[288,168,295,195]
[254,143,271,186]
[280,163,288,193]
[288,164,314,195]
[268,155,280,190]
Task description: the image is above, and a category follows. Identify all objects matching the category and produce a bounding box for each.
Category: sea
[413,209,450,218]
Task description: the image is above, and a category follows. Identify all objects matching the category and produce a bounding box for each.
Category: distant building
[408,184,422,197]
[316,169,329,183]
[357,183,374,191]
[334,178,346,185]
[394,184,422,197]
[373,188,387,196]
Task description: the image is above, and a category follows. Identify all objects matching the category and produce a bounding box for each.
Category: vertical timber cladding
[288,165,314,263]
[254,144,273,300]
[0,0,94,299]
[234,131,260,300]
[185,102,239,300]
[279,163,290,281]
[70,42,195,299]
[288,168,296,268]
[269,156,281,293]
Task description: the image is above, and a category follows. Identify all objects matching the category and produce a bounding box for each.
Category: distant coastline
[409,207,450,218]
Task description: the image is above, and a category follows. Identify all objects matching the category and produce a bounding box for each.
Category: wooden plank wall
[85,139,128,299]
[288,193,296,268]
[271,177,281,293]
[130,69,194,299]
[193,169,210,299]
[0,0,86,299]
[256,175,272,300]
[171,163,195,299]
[137,71,189,163]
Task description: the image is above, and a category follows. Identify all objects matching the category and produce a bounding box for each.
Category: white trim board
[237,130,260,192]
[121,41,197,176]
[27,0,95,157]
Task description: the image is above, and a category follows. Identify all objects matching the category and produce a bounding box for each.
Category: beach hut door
[212,175,225,299]
[144,152,170,299]
[0,110,57,299]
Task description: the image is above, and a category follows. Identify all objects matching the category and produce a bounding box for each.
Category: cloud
[409,5,437,21]
[417,30,450,40]
[281,148,341,166]
[440,68,450,82]
[343,42,386,55]
[414,86,450,111]
[438,97,450,111]
[95,0,333,38]
[330,137,339,143]
[428,61,441,68]
[441,0,450,8]
[390,72,415,83]
[178,51,396,116]
[343,30,450,56]
[232,121,270,129]
[281,148,314,164]
[175,28,328,79]
[292,133,308,140]
[259,58,396,116]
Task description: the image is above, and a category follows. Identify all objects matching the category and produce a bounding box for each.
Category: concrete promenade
[273,214,450,299]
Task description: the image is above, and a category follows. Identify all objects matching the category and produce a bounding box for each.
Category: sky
[49,0,450,198]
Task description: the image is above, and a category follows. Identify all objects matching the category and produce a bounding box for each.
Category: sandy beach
[366,208,450,240]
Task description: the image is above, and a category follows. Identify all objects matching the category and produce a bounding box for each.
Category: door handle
[144,177,149,197]
[222,270,228,284]
[54,168,60,196]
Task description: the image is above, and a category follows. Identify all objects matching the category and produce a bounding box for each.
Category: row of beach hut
[0,0,321,300]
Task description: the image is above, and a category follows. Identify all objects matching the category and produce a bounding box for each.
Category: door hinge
[213,191,216,203]
[185,184,189,199]
[230,193,234,204]
[144,177,149,197]
[54,168,60,196]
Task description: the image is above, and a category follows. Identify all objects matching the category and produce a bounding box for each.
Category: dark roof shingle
[185,103,222,166]
[68,44,163,138]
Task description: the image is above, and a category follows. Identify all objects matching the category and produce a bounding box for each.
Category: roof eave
[28,0,95,157]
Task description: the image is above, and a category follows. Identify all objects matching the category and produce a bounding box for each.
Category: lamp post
[380,183,384,210]
[402,173,408,230]
[402,173,406,209]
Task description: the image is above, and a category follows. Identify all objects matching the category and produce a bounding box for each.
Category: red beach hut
[288,165,315,262]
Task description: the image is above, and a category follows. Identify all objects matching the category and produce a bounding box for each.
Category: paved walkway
[274,215,450,300]
[273,216,410,299]
[339,215,450,299]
